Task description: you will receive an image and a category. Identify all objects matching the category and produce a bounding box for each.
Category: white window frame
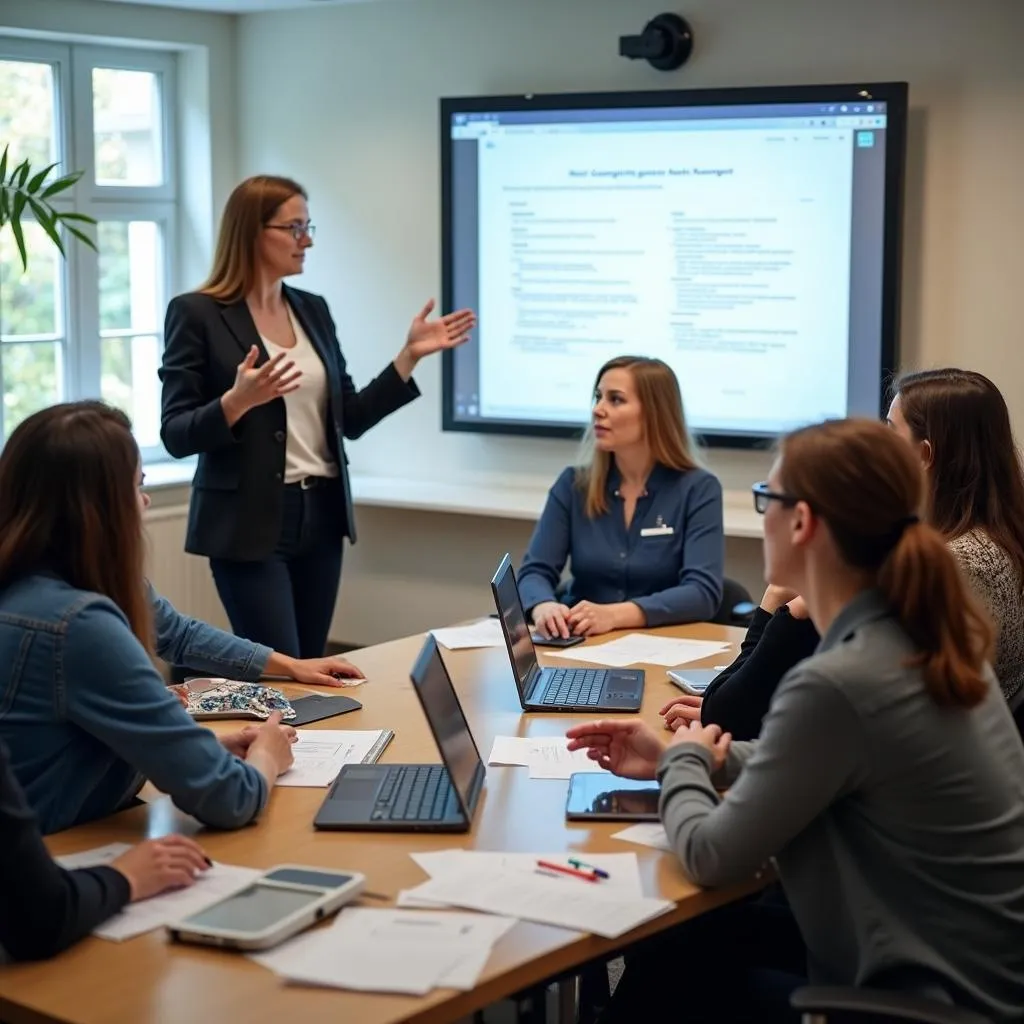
[0,37,178,461]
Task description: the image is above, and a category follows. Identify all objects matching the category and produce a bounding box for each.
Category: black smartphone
[532,633,585,648]
[565,774,661,821]
[288,693,362,727]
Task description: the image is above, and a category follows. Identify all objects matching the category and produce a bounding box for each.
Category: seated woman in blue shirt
[519,356,724,638]
[0,401,359,835]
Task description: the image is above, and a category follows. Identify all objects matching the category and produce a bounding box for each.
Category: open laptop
[490,554,644,713]
[314,635,484,832]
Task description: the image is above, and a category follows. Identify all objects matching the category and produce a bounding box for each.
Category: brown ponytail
[780,419,992,708]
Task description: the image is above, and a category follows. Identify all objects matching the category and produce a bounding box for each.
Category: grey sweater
[659,589,1024,1020]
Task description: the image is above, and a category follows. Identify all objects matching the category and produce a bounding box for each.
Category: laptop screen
[490,554,539,699]
[410,636,483,813]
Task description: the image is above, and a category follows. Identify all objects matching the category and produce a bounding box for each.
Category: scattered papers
[549,634,732,669]
[407,868,672,940]
[487,735,607,779]
[430,618,505,650]
[251,908,516,995]
[54,845,260,942]
[56,842,131,870]
[612,823,672,852]
[398,849,670,938]
[276,730,387,787]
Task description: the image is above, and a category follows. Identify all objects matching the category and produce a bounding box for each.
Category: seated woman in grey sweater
[662,367,1024,739]
[569,418,1024,1023]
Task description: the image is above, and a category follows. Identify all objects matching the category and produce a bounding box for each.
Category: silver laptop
[490,554,644,713]
[314,635,485,832]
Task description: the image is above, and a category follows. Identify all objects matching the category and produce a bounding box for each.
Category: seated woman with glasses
[0,402,302,836]
[568,417,1024,1023]
[662,368,1024,740]
[159,175,477,662]
[517,355,724,638]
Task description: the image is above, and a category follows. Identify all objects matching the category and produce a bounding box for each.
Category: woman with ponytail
[568,419,1024,1022]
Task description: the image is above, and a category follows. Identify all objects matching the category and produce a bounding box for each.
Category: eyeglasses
[265,221,315,241]
[752,481,800,514]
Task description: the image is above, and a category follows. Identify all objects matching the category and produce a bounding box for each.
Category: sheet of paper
[486,736,608,779]
[612,823,672,852]
[91,863,259,942]
[408,869,673,940]
[251,908,515,994]
[276,730,385,787]
[548,634,732,668]
[56,843,132,870]
[430,618,505,650]
[402,850,644,911]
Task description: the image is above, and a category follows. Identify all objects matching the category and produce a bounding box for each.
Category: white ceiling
[94,0,376,13]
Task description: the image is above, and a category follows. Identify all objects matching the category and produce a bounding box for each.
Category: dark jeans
[210,479,344,660]
[601,885,807,1024]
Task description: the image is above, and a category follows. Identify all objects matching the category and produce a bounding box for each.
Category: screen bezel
[440,81,908,449]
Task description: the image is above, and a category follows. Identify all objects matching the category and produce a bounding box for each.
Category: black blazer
[159,285,419,561]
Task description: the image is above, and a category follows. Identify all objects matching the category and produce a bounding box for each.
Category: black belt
[286,476,335,491]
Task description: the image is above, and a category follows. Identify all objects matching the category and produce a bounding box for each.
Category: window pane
[0,220,62,338]
[99,220,161,332]
[2,341,63,442]
[92,68,163,186]
[0,59,57,169]
[101,334,161,448]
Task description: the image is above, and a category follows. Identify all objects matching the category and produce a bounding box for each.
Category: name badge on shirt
[641,525,675,537]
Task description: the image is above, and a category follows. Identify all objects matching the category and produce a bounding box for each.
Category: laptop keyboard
[541,668,609,706]
[370,765,457,822]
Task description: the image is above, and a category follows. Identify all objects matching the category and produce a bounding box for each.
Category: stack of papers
[488,735,607,779]
[399,850,672,939]
[276,730,390,787]
[55,845,259,942]
[549,634,732,668]
[251,908,516,995]
[612,823,672,852]
[430,618,505,650]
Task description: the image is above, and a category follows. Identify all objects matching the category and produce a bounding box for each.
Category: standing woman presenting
[160,176,475,657]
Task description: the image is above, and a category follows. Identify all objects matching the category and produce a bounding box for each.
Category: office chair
[792,987,993,1024]
[711,576,757,628]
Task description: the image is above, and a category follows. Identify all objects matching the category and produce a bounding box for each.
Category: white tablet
[166,865,365,951]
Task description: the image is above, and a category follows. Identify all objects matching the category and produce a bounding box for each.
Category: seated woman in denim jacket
[0,402,362,835]
[518,356,724,638]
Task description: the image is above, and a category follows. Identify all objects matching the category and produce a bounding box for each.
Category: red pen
[536,859,599,882]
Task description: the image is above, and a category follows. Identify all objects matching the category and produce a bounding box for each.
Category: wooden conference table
[0,621,765,1024]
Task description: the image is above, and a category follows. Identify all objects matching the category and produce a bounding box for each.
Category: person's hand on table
[565,600,619,637]
[532,601,572,639]
[244,711,297,776]
[278,654,366,687]
[222,715,297,759]
[565,719,668,780]
[659,693,704,731]
[667,721,732,774]
[110,835,211,901]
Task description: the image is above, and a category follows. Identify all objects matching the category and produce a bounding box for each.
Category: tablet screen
[565,774,661,821]
[183,883,320,933]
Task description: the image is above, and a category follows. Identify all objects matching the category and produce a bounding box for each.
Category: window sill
[143,458,195,491]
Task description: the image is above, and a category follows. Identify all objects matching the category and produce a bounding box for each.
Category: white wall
[231,0,1024,645]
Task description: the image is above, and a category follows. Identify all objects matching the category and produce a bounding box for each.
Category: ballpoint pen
[568,858,610,879]
[535,859,600,882]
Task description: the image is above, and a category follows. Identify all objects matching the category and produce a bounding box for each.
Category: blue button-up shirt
[518,463,725,627]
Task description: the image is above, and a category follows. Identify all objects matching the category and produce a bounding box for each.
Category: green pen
[568,858,609,879]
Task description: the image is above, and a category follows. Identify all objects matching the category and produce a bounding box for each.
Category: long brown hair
[576,356,701,517]
[779,418,992,708]
[0,402,153,652]
[891,368,1024,582]
[199,174,307,302]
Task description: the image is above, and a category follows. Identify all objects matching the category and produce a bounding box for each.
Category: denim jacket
[0,574,272,835]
